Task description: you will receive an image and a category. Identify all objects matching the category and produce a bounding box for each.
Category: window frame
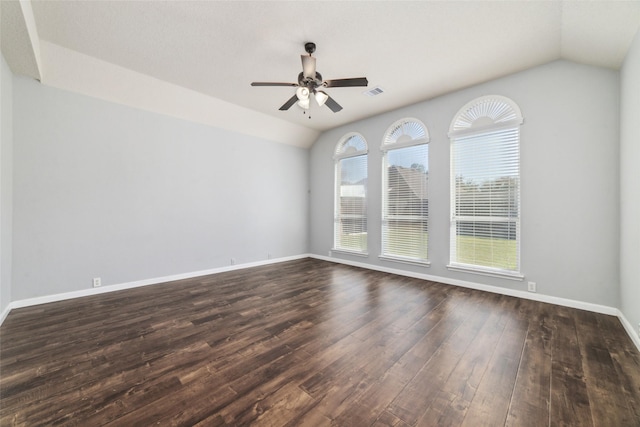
[380,118,430,266]
[333,132,369,255]
[447,96,524,280]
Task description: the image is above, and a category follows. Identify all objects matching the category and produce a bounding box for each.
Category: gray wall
[1,55,13,314]
[12,76,309,300]
[310,60,620,307]
[2,55,630,318]
[620,29,640,336]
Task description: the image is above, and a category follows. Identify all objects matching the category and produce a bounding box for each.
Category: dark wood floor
[1,258,639,426]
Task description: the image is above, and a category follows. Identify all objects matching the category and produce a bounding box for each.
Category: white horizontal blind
[334,134,368,253]
[451,127,520,272]
[381,118,429,262]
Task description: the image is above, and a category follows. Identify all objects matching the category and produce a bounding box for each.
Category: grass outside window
[337,229,516,272]
[383,222,428,260]
[455,235,517,271]
[337,233,367,252]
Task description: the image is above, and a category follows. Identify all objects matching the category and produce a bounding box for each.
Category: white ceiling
[3,1,640,138]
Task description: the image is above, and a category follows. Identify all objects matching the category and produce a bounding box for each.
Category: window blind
[334,134,368,253]
[380,118,429,263]
[382,144,429,261]
[450,127,520,272]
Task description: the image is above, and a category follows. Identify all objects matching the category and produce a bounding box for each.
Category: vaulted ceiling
[2,1,639,147]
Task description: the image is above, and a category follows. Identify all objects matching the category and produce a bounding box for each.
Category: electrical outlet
[92,277,101,288]
[527,281,536,293]
[230,258,236,265]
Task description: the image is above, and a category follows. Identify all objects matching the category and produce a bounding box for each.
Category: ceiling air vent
[363,86,384,96]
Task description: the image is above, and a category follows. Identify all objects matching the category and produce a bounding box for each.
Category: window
[381,118,429,264]
[334,133,368,254]
[449,96,523,278]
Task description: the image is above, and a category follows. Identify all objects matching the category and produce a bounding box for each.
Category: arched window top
[334,132,368,160]
[449,95,523,137]
[382,118,429,150]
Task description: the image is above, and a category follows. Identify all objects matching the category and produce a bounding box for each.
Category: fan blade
[279,95,299,111]
[324,77,368,88]
[251,82,298,87]
[301,55,316,79]
[324,95,343,113]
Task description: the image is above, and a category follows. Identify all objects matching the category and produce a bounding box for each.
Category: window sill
[379,255,430,267]
[331,249,369,258]
[446,264,524,281]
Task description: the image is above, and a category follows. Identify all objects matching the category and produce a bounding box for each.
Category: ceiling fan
[251,42,368,113]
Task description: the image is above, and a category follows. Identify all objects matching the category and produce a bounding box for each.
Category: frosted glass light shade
[315,91,329,106]
[296,86,310,100]
[297,98,310,109]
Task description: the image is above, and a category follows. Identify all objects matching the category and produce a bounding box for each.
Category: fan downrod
[304,42,316,55]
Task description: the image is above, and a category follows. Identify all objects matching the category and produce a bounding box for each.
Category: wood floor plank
[331,369,410,427]
[385,291,494,425]
[505,302,553,427]
[596,315,640,423]
[574,310,638,426]
[548,309,594,427]
[1,258,639,426]
[458,311,528,427]
[242,381,318,427]
[416,295,517,426]
[298,366,372,423]
[373,410,413,427]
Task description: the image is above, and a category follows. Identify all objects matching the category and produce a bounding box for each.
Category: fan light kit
[251,42,368,116]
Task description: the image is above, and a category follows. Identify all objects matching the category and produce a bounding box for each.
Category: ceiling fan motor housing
[304,42,316,55]
[298,71,323,89]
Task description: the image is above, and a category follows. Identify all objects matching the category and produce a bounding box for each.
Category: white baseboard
[312,254,640,352]
[2,253,638,353]
[0,304,10,325]
[312,254,618,315]
[1,254,308,322]
[617,309,640,351]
